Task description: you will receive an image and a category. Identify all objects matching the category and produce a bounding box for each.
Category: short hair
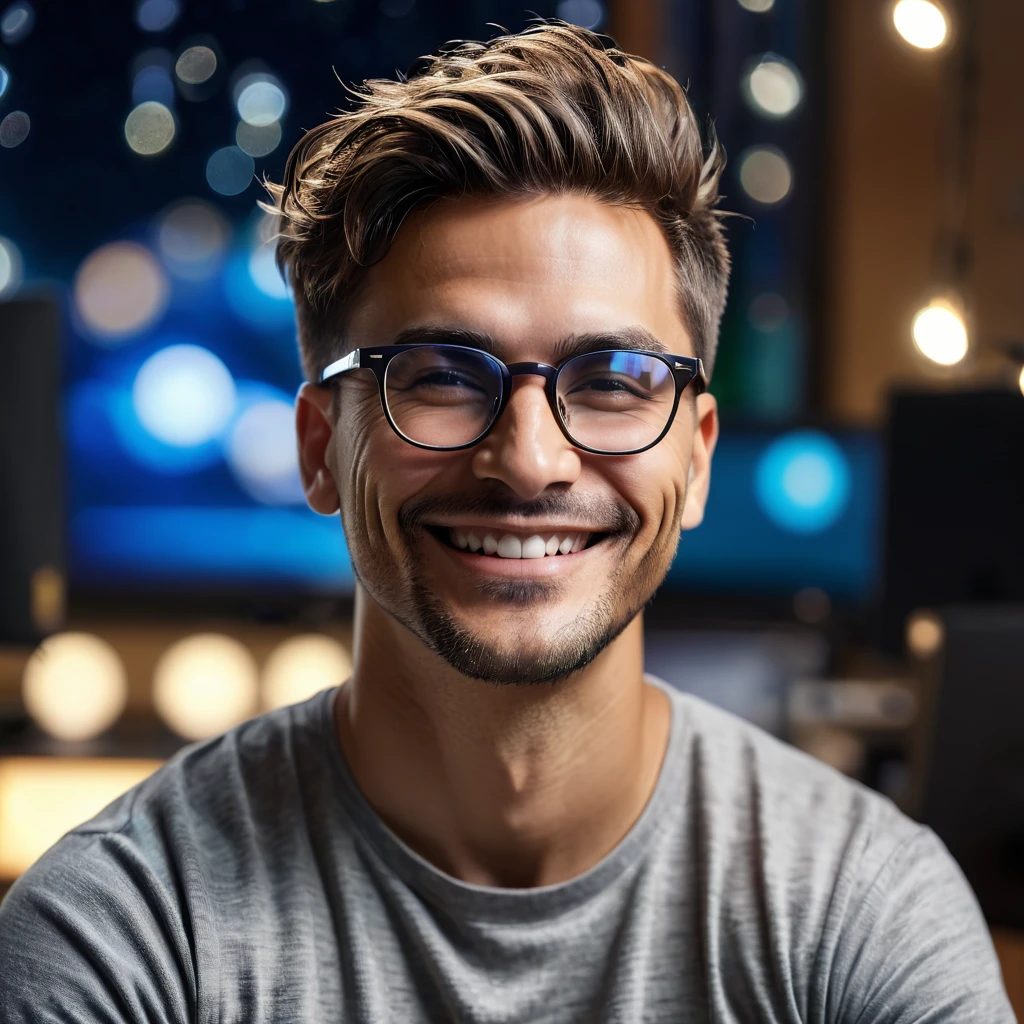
[264,20,730,382]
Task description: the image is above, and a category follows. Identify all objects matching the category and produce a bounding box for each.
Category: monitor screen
[666,427,882,600]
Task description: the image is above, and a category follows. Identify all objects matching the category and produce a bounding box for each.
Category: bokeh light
[743,55,804,119]
[893,0,948,50]
[906,609,944,657]
[739,146,793,205]
[125,100,176,155]
[22,633,128,742]
[0,2,34,44]
[0,758,160,879]
[74,241,169,341]
[152,634,258,741]
[262,635,352,711]
[912,299,968,365]
[738,0,774,10]
[156,198,231,279]
[235,73,287,126]
[248,244,289,299]
[136,0,180,33]
[554,0,604,30]
[1018,365,1024,398]
[0,64,7,100]
[756,430,851,534]
[0,236,23,296]
[206,145,255,196]
[0,109,30,148]
[227,397,303,504]
[236,119,282,157]
[132,51,175,106]
[175,45,217,85]
[132,344,237,447]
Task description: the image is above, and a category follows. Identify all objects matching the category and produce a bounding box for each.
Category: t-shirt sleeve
[0,831,197,1024]
[830,826,1016,1023]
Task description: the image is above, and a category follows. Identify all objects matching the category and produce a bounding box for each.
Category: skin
[296,193,718,888]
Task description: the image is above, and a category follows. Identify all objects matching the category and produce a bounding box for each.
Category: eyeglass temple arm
[319,350,361,384]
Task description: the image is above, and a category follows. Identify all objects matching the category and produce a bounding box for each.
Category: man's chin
[408,578,635,686]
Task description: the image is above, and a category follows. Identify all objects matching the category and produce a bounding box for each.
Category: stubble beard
[391,534,676,686]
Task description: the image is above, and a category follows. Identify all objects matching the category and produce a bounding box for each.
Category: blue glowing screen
[667,429,881,598]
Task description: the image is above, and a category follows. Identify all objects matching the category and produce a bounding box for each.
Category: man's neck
[333,588,672,888]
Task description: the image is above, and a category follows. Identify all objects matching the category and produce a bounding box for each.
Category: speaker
[0,293,64,644]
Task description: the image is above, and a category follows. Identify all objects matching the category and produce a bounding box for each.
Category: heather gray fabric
[0,677,1014,1023]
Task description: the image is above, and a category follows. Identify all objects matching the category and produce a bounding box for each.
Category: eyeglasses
[318,343,707,455]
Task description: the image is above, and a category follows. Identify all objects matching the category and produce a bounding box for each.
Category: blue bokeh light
[755,429,851,533]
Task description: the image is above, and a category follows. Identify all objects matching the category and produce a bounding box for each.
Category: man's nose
[470,377,581,499]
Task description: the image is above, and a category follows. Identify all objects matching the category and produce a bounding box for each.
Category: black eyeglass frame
[318,344,707,456]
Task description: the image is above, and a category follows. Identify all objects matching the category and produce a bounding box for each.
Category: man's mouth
[426,525,609,559]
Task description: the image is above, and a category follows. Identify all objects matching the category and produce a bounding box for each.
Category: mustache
[398,491,640,536]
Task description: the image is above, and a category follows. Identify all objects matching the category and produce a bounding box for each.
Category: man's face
[297,194,718,684]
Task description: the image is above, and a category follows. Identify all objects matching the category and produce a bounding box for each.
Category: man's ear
[296,382,340,515]
[680,392,719,531]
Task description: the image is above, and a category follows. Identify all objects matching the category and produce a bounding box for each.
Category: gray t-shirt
[0,677,1014,1023]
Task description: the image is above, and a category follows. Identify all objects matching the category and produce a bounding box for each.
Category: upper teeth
[449,529,590,558]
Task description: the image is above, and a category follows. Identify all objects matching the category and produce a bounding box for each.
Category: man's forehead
[346,193,689,352]
[398,194,675,281]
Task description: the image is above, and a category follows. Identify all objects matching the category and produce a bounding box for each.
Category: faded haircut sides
[263,20,731,383]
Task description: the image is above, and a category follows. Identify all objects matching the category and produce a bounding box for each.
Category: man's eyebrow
[392,325,499,355]
[552,328,669,360]
[390,324,669,360]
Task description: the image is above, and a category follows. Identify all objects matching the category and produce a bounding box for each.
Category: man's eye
[414,370,481,389]
[568,376,651,399]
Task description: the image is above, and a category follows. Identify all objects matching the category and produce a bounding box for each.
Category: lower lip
[427,532,608,577]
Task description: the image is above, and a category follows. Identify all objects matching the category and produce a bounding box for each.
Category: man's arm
[830,827,1015,1022]
[0,831,196,1024]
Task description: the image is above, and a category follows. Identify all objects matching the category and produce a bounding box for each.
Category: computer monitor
[920,606,1024,928]
[881,389,1024,652]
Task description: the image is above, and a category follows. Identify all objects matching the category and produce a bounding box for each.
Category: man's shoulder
[665,685,923,873]
[14,687,338,899]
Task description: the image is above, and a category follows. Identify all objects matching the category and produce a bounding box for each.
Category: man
[0,21,1014,1023]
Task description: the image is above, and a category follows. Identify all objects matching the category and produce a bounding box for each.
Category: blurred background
[0,0,1022,1007]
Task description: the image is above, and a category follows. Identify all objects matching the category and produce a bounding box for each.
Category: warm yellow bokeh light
[893,0,948,50]
[262,634,352,711]
[153,634,258,741]
[74,241,169,342]
[0,758,161,877]
[906,609,944,658]
[22,633,128,742]
[1018,365,1024,397]
[912,300,968,365]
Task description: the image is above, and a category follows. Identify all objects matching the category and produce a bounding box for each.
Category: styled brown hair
[264,20,730,382]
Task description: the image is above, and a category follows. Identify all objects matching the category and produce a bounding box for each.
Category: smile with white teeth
[448,528,591,558]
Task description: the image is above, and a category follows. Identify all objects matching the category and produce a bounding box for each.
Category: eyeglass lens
[383,346,677,452]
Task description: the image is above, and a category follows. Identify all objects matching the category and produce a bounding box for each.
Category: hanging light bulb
[912,297,968,366]
[892,0,949,50]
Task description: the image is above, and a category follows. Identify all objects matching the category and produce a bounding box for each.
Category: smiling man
[0,20,1014,1024]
